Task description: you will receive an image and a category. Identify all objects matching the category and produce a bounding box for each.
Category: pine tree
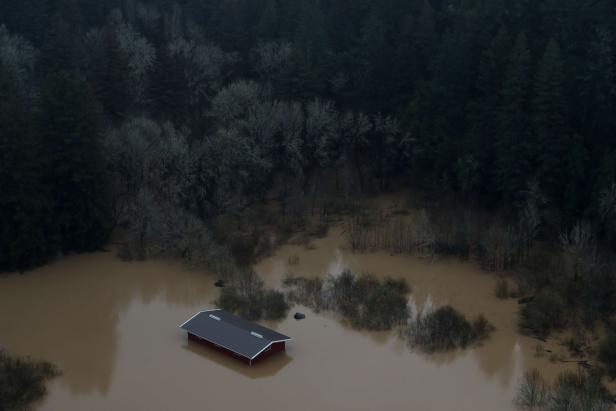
[294,0,329,97]
[36,71,111,253]
[358,10,391,109]
[584,28,616,150]
[257,0,279,40]
[412,0,437,81]
[468,26,511,198]
[0,66,53,271]
[496,32,533,204]
[532,38,567,199]
[85,27,132,118]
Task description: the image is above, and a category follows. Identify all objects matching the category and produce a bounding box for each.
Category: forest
[1,0,616,328]
[2,0,616,273]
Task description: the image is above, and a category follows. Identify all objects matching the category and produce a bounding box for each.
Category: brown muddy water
[0,227,576,411]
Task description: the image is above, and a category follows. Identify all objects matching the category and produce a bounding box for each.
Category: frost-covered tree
[121,188,233,273]
[209,80,263,125]
[0,25,37,96]
[113,20,156,105]
[305,99,340,167]
[104,117,197,210]
[278,101,305,177]
[167,37,232,108]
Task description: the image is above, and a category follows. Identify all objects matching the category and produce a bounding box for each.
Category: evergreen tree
[584,28,616,150]
[36,71,111,253]
[468,26,511,199]
[496,32,533,204]
[412,0,437,81]
[532,38,567,200]
[357,10,392,110]
[257,0,279,40]
[85,27,132,119]
[294,0,329,97]
[0,66,53,271]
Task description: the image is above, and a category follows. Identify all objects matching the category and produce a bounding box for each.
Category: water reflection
[183,341,293,378]
[0,252,217,396]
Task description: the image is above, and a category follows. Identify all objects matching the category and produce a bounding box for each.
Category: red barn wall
[252,341,286,364]
[187,333,286,365]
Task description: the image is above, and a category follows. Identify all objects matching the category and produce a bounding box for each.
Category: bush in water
[284,270,410,331]
[407,306,494,352]
[216,271,290,321]
[514,369,549,410]
[0,351,60,411]
[518,289,566,338]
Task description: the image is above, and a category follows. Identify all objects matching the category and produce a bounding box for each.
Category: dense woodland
[1,0,616,275]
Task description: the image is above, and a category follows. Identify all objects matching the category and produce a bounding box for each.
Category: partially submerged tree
[0,351,60,411]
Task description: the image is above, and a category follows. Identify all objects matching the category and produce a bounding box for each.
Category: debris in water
[518,296,535,305]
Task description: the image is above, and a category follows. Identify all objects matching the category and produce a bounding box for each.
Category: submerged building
[179,309,291,365]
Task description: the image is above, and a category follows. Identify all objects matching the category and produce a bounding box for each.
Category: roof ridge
[180,309,291,342]
[197,310,279,342]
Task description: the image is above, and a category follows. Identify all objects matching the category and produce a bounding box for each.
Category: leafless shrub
[559,221,597,279]
[217,270,289,321]
[495,278,509,299]
[514,370,612,411]
[514,369,549,410]
[284,271,410,331]
[407,305,494,352]
[119,190,234,275]
[599,182,616,221]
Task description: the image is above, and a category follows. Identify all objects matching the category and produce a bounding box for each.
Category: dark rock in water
[214,280,226,288]
[518,296,535,305]
[294,312,306,320]
[578,360,592,369]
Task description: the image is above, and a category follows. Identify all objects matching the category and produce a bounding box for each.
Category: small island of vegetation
[0,350,59,411]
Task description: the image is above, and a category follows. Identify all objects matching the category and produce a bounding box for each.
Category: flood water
[0,226,576,411]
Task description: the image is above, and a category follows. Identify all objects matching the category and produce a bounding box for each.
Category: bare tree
[305,99,340,167]
[113,21,156,105]
[559,221,597,279]
[514,370,549,410]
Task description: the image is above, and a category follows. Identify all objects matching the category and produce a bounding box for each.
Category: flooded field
[0,227,576,411]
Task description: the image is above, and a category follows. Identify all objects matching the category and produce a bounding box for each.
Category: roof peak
[179,309,291,360]
[180,309,291,343]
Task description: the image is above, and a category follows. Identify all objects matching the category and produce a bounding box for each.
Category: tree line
[1,0,616,271]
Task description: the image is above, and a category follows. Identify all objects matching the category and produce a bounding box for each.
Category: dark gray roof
[179,309,291,360]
